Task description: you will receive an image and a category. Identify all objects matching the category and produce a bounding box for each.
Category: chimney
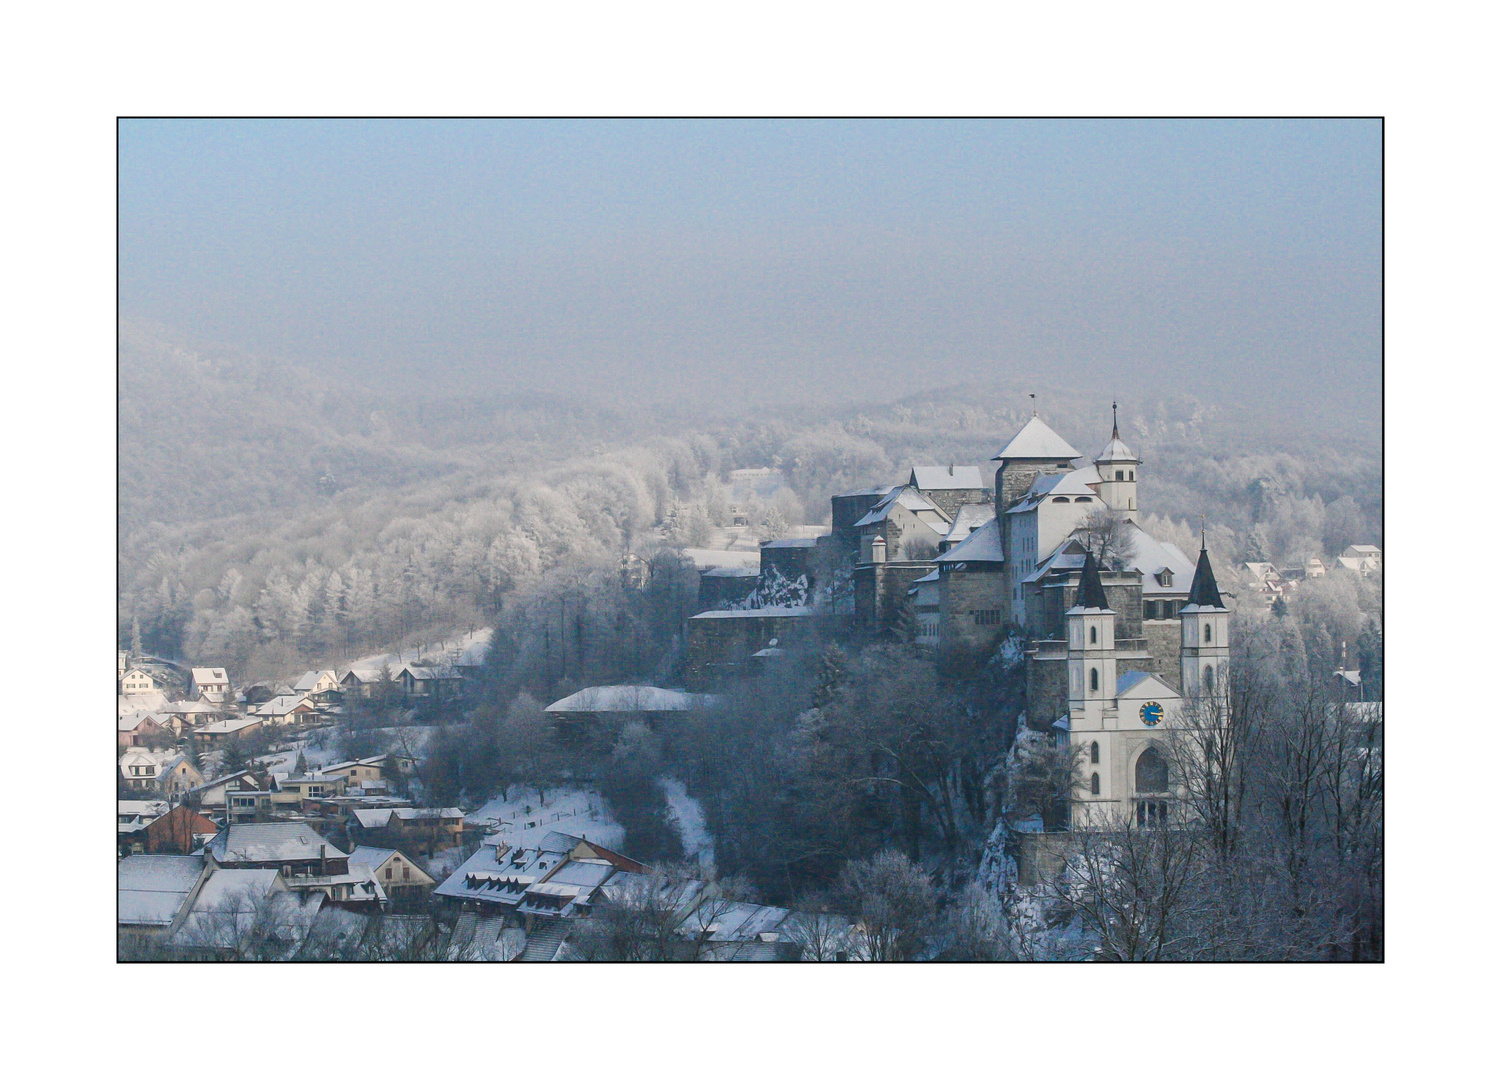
[948,462,954,476]
[320,843,327,877]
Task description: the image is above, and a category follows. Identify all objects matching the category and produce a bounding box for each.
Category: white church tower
[1093,402,1141,522]
[1179,536,1230,701]
[1067,551,1118,733]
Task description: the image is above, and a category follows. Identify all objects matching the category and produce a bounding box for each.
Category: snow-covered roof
[256,694,311,715]
[1094,435,1138,464]
[936,517,1004,564]
[909,465,984,491]
[195,715,263,735]
[207,823,349,864]
[942,502,995,545]
[912,569,940,584]
[163,700,220,715]
[701,566,759,578]
[689,605,811,619]
[760,537,820,549]
[991,416,1080,461]
[1124,524,1197,597]
[853,486,951,528]
[1006,465,1101,513]
[170,869,288,949]
[190,668,229,684]
[681,548,761,570]
[292,670,334,691]
[119,711,166,732]
[545,685,718,713]
[119,854,206,926]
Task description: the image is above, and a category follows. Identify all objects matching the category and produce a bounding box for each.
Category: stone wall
[937,567,1008,669]
[1142,620,1182,690]
[683,611,810,687]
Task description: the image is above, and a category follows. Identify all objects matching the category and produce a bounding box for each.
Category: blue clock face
[1140,701,1164,727]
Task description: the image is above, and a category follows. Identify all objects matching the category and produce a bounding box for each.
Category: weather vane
[1029,392,1036,416]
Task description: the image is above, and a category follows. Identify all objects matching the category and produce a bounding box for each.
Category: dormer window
[1156,568,1173,587]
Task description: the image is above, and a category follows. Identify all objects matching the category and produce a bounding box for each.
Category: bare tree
[836,850,937,961]
[1076,508,1137,570]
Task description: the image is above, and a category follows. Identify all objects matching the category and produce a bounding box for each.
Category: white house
[121,668,158,695]
[293,670,340,696]
[189,667,232,702]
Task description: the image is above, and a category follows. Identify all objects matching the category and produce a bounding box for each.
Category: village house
[166,868,328,958]
[397,665,463,699]
[192,714,264,746]
[254,694,318,726]
[118,710,168,749]
[119,799,170,854]
[338,668,383,699]
[145,804,221,854]
[119,748,204,794]
[188,666,232,703]
[157,699,222,736]
[118,853,211,943]
[187,769,272,822]
[292,669,340,697]
[348,846,436,903]
[1337,543,1382,575]
[269,772,349,809]
[350,806,466,852]
[204,822,377,903]
[684,606,812,686]
[320,756,393,788]
[120,667,159,695]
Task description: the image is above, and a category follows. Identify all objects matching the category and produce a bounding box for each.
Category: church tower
[1093,402,1140,522]
[1067,552,1118,732]
[1179,537,1230,701]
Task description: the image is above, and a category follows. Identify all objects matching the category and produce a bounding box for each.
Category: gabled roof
[256,694,312,715]
[292,670,335,691]
[195,716,264,736]
[207,823,349,864]
[1184,545,1227,610]
[852,486,951,528]
[942,502,995,546]
[190,668,229,684]
[936,517,1004,564]
[1006,466,1101,513]
[909,465,984,491]
[119,854,207,927]
[1116,670,1178,699]
[991,415,1080,461]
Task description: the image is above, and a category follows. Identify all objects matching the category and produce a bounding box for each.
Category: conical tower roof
[991,415,1080,462]
[1185,544,1226,609]
[1094,402,1139,464]
[1071,551,1111,611]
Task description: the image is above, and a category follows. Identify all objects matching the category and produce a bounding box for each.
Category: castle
[841,407,1231,828]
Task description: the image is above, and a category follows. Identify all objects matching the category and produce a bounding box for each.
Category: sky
[119,119,1380,412]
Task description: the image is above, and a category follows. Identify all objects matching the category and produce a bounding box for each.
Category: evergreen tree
[812,643,848,709]
[130,616,143,657]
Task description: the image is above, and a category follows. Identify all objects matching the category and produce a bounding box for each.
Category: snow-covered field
[465,787,625,851]
[344,627,492,676]
[660,778,715,869]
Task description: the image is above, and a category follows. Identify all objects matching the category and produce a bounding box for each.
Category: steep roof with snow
[545,685,718,713]
[909,465,984,491]
[190,668,229,684]
[942,502,996,546]
[689,605,811,620]
[852,486,951,528]
[119,854,207,926]
[936,517,1004,564]
[991,415,1080,461]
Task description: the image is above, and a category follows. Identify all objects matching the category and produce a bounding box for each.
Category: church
[841,406,1233,830]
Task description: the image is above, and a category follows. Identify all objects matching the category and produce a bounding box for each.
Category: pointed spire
[1186,543,1225,609]
[1074,551,1110,610]
[1111,400,1120,440]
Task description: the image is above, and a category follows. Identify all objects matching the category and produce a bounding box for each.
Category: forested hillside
[119,323,1381,683]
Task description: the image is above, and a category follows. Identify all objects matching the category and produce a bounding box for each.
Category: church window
[1090,741,1099,763]
[1205,624,1212,643]
[1115,470,1124,481]
[1204,666,1215,690]
[1135,746,1170,793]
[1129,470,1135,481]
[1052,496,1070,503]
[1089,625,1097,644]
[1089,668,1099,691]
[1090,773,1100,795]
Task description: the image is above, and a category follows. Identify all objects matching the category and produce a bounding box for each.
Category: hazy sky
[120,119,1380,410]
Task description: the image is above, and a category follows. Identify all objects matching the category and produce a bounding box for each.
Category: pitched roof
[1184,545,1227,609]
[852,486,950,528]
[119,855,206,926]
[292,670,334,691]
[190,668,229,683]
[207,823,349,864]
[942,502,996,546]
[1093,409,1138,465]
[991,415,1080,461]
[545,685,718,713]
[689,605,811,620]
[935,516,1004,564]
[909,465,984,490]
[1071,551,1111,611]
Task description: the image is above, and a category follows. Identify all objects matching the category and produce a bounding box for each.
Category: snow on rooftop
[936,517,1004,564]
[118,855,205,926]
[910,465,985,490]
[545,685,718,712]
[991,415,1081,461]
[680,548,761,570]
[689,605,811,619]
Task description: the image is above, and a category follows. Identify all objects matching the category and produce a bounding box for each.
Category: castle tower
[1093,402,1140,522]
[990,411,1080,518]
[1179,537,1229,701]
[1067,551,1118,733]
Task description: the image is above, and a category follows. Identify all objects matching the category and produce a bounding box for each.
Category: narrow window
[1090,773,1101,795]
[1089,668,1099,691]
[1089,625,1097,644]
[1204,665,1215,690]
[1129,470,1135,481]
[1205,624,1212,643]
[1115,470,1124,481]
[1090,741,1100,764]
